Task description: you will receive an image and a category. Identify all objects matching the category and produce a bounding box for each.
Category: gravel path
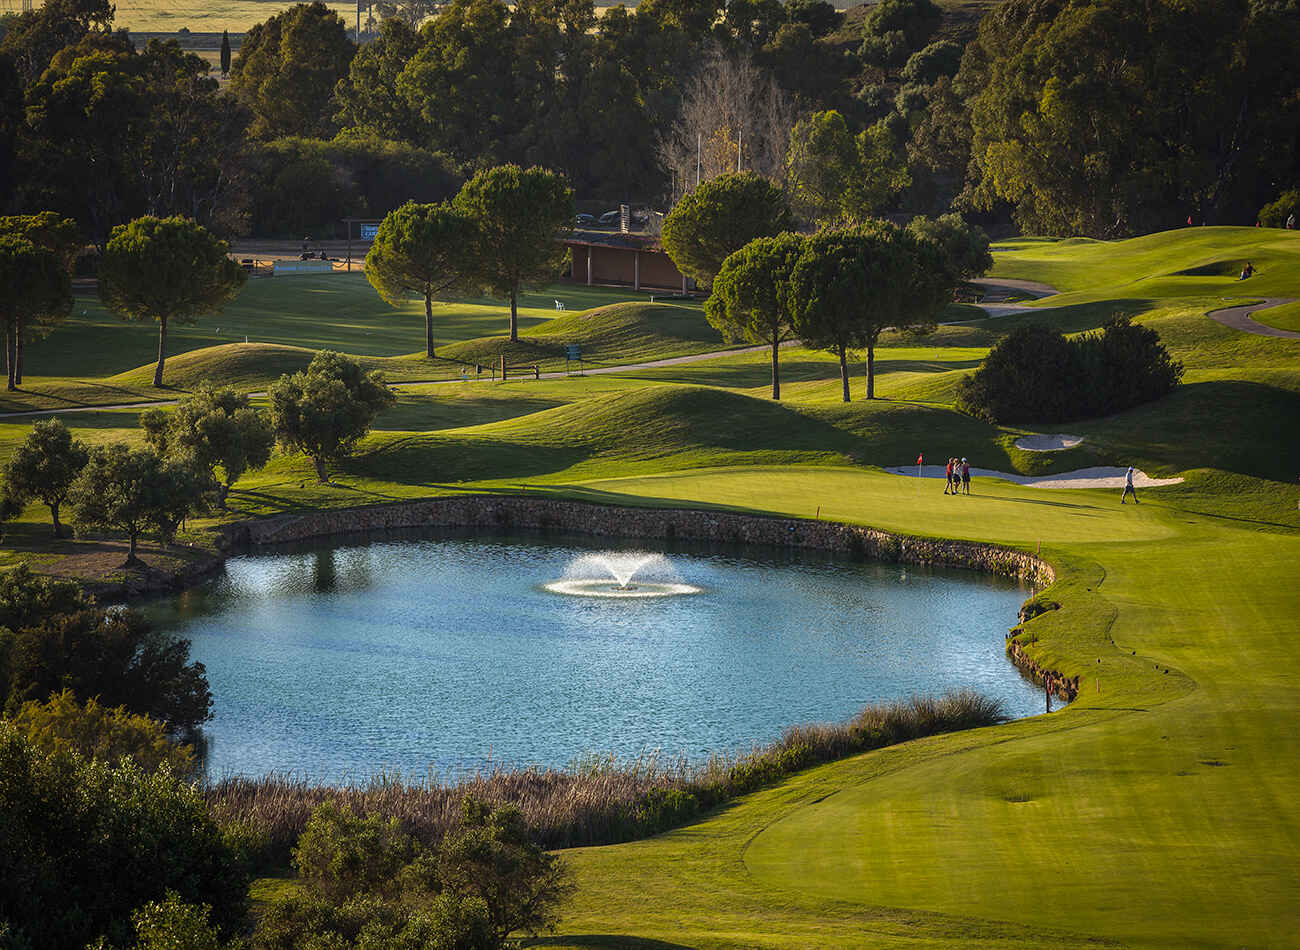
[1206,298,1300,339]
[886,464,1182,490]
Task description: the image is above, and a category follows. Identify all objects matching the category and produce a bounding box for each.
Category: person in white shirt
[1121,466,1139,504]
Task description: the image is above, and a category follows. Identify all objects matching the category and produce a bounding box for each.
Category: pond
[147,531,1043,782]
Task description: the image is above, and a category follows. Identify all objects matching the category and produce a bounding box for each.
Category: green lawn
[1,279,705,413]
[4,227,1300,947]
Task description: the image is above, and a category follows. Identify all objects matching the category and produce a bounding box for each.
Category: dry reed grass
[207,689,1007,868]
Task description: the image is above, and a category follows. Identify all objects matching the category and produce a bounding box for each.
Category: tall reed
[207,689,1006,868]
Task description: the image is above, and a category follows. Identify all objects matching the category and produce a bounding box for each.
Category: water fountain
[543,551,703,598]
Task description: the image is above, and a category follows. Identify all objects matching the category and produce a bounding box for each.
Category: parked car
[575,213,595,226]
[599,210,621,226]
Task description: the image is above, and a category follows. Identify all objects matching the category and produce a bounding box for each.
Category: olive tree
[268,350,396,483]
[98,216,246,387]
[68,445,207,566]
[140,385,274,509]
[453,165,574,342]
[365,201,476,358]
[0,418,89,537]
[661,172,792,289]
[705,233,805,400]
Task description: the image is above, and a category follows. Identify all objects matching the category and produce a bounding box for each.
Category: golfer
[944,458,954,495]
[961,458,971,495]
[1121,466,1139,504]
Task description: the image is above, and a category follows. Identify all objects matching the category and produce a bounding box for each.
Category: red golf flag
[916,453,924,465]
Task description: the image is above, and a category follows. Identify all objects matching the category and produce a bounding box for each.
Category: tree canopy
[0,418,88,537]
[365,200,476,358]
[0,721,246,950]
[453,164,574,342]
[0,234,71,391]
[140,386,274,509]
[961,0,1300,235]
[229,1,355,139]
[68,444,207,565]
[98,216,246,387]
[705,232,805,400]
[268,350,397,483]
[790,222,954,401]
[661,172,792,289]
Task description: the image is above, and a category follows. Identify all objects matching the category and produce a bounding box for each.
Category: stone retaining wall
[219,495,1056,587]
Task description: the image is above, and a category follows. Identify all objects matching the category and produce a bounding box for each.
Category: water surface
[148,531,1041,781]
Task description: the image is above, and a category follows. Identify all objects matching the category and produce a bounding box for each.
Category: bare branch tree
[658,46,797,205]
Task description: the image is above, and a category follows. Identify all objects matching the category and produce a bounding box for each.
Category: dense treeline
[2,0,1295,242]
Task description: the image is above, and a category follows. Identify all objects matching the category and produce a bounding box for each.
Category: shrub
[0,722,248,950]
[2,606,212,737]
[956,316,1181,424]
[256,796,570,950]
[1258,188,1299,228]
[10,689,197,776]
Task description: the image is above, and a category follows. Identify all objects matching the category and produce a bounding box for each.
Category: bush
[255,796,570,950]
[956,316,1182,424]
[1258,188,1299,228]
[2,606,212,737]
[10,689,197,776]
[0,722,248,950]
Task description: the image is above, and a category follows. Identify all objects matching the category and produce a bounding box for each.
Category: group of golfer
[943,457,972,495]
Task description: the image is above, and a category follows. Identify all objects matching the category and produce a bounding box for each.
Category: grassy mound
[437,301,724,370]
[991,226,1300,303]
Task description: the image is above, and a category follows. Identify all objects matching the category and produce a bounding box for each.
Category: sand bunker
[887,465,1183,490]
[1015,434,1084,452]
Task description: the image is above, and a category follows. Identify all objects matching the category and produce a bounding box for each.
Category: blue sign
[565,344,581,360]
[360,224,379,240]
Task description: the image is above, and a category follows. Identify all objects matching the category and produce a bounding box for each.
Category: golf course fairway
[539,467,1299,948]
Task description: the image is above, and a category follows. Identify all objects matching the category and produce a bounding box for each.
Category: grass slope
[0,281,692,413]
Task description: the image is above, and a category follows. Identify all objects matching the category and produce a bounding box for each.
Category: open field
[3,227,1300,946]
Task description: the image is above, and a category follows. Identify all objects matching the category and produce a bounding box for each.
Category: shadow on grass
[972,299,1158,336]
[525,937,697,950]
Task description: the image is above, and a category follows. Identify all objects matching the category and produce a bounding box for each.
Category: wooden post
[586,246,593,286]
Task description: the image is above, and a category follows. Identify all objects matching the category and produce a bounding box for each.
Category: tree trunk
[838,346,850,403]
[424,288,435,359]
[313,456,329,483]
[217,481,230,510]
[123,527,141,567]
[770,337,781,401]
[509,288,519,342]
[50,501,63,539]
[14,323,23,386]
[153,316,169,387]
[4,325,13,391]
[865,341,875,399]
